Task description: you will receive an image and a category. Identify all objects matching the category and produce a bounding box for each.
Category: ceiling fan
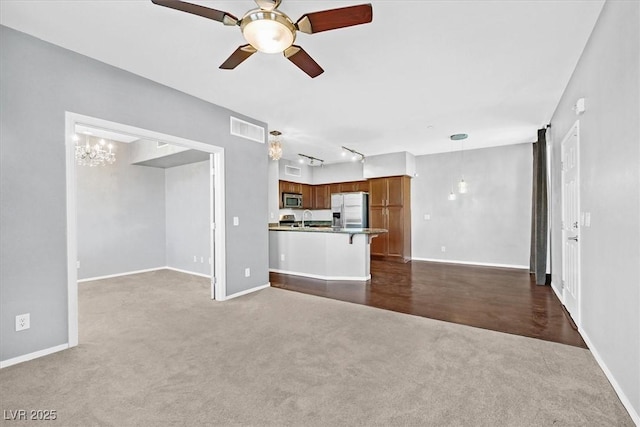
[151,0,373,78]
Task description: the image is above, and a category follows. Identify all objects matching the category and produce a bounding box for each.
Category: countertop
[269,226,387,235]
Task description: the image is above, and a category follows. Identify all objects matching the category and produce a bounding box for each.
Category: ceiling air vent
[230,116,265,143]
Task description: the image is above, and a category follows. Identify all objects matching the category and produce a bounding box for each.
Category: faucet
[301,210,313,227]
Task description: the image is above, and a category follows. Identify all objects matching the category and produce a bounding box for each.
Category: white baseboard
[165,266,211,279]
[0,343,69,369]
[550,280,563,302]
[269,268,371,282]
[581,330,640,425]
[78,266,165,283]
[222,283,270,301]
[411,257,528,270]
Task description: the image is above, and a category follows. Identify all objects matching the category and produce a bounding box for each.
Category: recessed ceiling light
[450,133,468,140]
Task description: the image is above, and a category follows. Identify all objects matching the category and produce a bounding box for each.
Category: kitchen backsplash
[279,209,332,221]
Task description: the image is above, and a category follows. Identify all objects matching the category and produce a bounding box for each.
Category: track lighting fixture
[341,146,365,163]
[298,153,324,166]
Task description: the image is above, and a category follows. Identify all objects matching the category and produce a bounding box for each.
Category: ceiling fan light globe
[241,10,296,54]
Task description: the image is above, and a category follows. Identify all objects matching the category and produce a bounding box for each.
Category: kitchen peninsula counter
[269,227,387,281]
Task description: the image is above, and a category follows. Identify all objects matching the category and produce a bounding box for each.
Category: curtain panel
[530,128,549,285]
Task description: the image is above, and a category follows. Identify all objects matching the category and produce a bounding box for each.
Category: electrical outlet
[15,313,30,331]
[441,246,446,252]
[233,217,239,226]
[76,260,80,269]
[280,254,285,261]
[193,256,197,262]
[200,257,204,263]
[244,268,251,277]
[424,214,431,220]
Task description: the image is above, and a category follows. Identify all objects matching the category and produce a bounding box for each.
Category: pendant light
[458,178,468,194]
[451,133,469,194]
[268,130,283,160]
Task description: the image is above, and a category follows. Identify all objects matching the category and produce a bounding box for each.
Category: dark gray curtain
[530,128,549,285]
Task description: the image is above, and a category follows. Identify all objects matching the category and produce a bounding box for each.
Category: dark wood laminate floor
[270,260,587,348]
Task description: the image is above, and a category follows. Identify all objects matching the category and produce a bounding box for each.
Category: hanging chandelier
[74,134,116,167]
[268,130,283,160]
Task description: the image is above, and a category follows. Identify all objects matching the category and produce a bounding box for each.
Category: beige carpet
[0,269,632,426]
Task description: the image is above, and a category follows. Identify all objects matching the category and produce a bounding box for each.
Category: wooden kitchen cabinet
[279,180,301,194]
[370,207,387,256]
[312,184,330,209]
[339,181,369,192]
[301,184,313,209]
[329,183,341,196]
[279,180,302,208]
[369,178,386,206]
[386,176,404,206]
[370,176,404,207]
[368,176,411,262]
[386,206,405,257]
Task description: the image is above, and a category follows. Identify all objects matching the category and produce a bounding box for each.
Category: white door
[209,155,215,300]
[561,121,580,325]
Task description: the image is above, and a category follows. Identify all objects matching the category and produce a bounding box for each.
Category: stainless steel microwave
[282,193,302,208]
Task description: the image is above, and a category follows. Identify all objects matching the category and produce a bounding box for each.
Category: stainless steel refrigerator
[331,192,369,228]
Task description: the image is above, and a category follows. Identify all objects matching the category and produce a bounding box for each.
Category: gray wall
[0,26,268,362]
[268,159,280,223]
[77,142,166,280]
[549,0,639,417]
[363,151,416,179]
[312,161,364,184]
[278,159,313,183]
[165,160,211,276]
[411,144,532,267]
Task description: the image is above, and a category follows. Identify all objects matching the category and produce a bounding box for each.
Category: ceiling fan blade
[219,45,257,70]
[296,4,372,34]
[151,0,238,25]
[284,45,324,78]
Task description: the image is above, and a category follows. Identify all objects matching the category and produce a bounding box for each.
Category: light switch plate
[233,217,239,226]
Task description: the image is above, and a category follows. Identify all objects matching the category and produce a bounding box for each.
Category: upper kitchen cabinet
[301,184,313,209]
[329,183,341,196]
[280,180,302,194]
[369,178,386,206]
[279,180,302,208]
[369,176,406,207]
[313,184,330,209]
[340,181,369,192]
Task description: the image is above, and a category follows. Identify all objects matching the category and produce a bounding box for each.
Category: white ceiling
[0,0,604,164]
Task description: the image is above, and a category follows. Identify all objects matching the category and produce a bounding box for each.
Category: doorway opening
[65,112,226,348]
